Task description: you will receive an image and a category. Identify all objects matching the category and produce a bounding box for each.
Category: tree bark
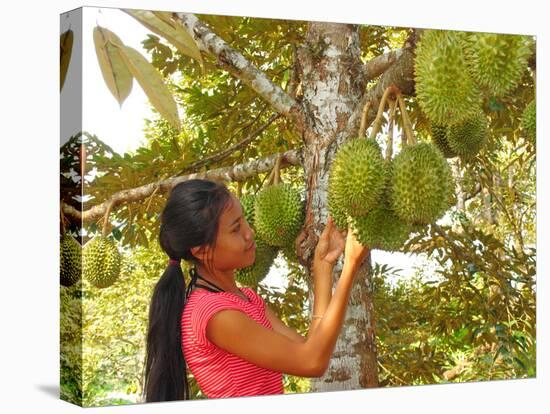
[297,22,379,390]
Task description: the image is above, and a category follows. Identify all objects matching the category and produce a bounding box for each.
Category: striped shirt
[181,287,284,399]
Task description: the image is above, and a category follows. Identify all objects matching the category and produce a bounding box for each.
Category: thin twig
[358,101,372,138]
[102,200,115,237]
[386,97,397,161]
[273,154,282,185]
[397,94,416,145]
[368,85,398,140]
[172,112,280,177]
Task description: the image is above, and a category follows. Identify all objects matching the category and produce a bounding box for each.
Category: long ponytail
[143,262,189,402]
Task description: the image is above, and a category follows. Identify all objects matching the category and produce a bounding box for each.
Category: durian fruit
[60,234,82,287]
[239,193,256,228]
[327,177,350,231]
[415,30,482,125]
[350,162,412,251]
[349,200,412,252]
[328,138,386,217]
[521,100,536,142]
[82,235,122,288]
[235,239,279,287]
[390,142,454,225]
[254,184,305,247]
[446,112,488,160]
[430,123,457,158]
[464,33,532,97]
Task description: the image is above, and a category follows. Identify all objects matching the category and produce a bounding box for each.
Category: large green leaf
[117,44,180,130]
[60,29,73,91]
[93,26,133,106]
[123,9,204,72]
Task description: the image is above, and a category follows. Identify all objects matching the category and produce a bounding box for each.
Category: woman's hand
[313,216,346,268]
[343,225,369,271]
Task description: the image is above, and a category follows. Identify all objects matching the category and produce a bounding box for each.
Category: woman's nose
[244,221,254,240]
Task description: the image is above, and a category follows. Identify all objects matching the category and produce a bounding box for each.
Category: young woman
[143,178,369,401]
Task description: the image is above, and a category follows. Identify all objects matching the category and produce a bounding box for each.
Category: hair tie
[168,258,181,266]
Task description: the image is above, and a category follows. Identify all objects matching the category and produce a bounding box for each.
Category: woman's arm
[265,304,306,343]
[262,217,342,344]
[206,222,368,377]
[264,260,335,344]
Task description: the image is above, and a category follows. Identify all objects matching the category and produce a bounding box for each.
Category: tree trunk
[297,22,379,390]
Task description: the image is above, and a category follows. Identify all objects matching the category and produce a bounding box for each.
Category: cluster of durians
[60,233,122,289]
[235,184,305,287]
[328,138,455,252]
[415,30,534,158]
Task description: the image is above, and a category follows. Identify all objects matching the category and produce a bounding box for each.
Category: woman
[143,179,369,401]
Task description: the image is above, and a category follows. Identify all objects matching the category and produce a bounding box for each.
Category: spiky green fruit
[350,161,412,251]
[327,177,350,231]
[240,193,256,228]
[83,236,122,288]
[390,142,454,225]
[446,112,488,160]
[254,184,304,247]
[60,234,82,287]
[465,33,532,97]
[235,239,279,287]
[415,30,482,125]
[521,100,536,142]
[430,123,457,158]
[329,138,386,217]
[349,201,412,252]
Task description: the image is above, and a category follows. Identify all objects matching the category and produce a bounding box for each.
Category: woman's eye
[233,225,240,233]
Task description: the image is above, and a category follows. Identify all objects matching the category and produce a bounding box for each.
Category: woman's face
[204,194,256,271]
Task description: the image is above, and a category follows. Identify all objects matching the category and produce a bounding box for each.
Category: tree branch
[63,150,302,224]
[363,48,404,81]
[173,13,305,130]
[172,112,280,177]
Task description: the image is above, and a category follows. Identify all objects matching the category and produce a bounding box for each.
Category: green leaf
[117,44,181,131]
[112,228,122,241]
[123,9,204,73]
[60,29,73,91]
[151,140,161,157]
[93,26,133,106]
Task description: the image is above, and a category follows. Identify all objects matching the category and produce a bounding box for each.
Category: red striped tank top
[181,287,284,399]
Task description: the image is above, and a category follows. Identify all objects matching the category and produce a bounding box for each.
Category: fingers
[326,215,334,231]
[320,216,334,239]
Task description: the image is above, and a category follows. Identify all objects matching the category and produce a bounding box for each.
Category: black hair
[142,179,232,402]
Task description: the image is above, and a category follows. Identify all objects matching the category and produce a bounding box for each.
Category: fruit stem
[358,101,372,138]
[60,207,67,235]
[266,165,276,186]
[386,97,397,161]
[369,85,399,141]
[397,94,417,145]
[266,154,283,186]
[102,200,115,237]
[273,154,282,185]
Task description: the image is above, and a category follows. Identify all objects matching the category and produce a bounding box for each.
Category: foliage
[374,216,536,386]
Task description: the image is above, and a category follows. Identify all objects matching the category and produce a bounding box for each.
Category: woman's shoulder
[241,287,266,306]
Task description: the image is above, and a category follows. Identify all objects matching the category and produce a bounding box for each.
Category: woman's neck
[195,265,241,295]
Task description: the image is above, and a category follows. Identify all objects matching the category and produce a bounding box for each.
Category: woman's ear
[190,245,209,262]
